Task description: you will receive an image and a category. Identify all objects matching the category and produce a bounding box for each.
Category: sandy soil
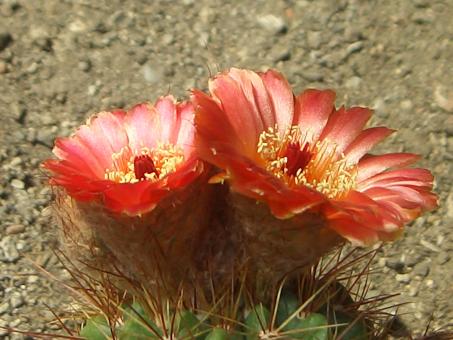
[0,0,452,338]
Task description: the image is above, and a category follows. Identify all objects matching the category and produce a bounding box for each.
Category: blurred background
[0,0,451,337]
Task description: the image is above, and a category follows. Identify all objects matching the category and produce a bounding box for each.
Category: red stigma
[134,154,157,180]
[284,142,312,177]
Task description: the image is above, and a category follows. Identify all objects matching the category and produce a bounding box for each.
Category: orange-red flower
[43,96,205,215]
[193,68,438,245]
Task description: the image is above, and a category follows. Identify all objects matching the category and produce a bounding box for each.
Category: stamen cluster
[257,125,357,199]
[104,143,184,184]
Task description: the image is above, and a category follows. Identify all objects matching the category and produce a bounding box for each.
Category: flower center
[283,141,312,177]
[257,125,357,199]
[104,143,184,184]
[133,154,157,180]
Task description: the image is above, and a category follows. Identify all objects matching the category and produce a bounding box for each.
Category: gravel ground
[0,0,452,338]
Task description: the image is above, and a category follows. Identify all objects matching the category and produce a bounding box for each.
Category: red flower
[193,68,437,245]
[43,96,205,215]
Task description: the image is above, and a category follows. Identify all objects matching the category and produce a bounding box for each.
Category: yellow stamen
[104,143,184,184]
[257,125,357,199]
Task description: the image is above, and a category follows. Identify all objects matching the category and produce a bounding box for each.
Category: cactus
[77,288,369,339]
[39,67,443,339]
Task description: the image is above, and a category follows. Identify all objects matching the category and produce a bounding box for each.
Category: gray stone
[372,98,389,118]
[346,41,364,55]
[345,76,362,89]
[396,273,411,284]
[87,84,99,96]
[9,292,24,309]
[0,319,9,336]
[385,258,405,273]
[404,253,421,267]
[413,262,430,277]
[0,236,20,263]
[420,239,441,252]
[34,36,52,52]
[10,179,25,190]
[35,129,55,147]
[434,86,453,112]
[400,99,413,111]
[408,285,419,297]
[0,60,7,74]
[12,103,27,123]
[0,302,9,315]
[78,59,91,72]
[5,224,25,235]
[306,31,323,49]
[445,116,453,136]
[143,64,162,84]
[299,70,324,82]
[27,275,39,284]
[0,31,12,51]
[257,15,287,35]
[437,252,450,265]
[271,48,291,62]
[161,33,175,45]
[412,11,433,24]
[26,62,39,74]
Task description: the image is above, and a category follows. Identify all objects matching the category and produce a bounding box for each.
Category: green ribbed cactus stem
[205,327,242,340]
[244,304,270,339]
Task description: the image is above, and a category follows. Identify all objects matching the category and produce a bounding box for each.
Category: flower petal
[209,71,263,152]
[319,106,373,155]
[259,69,294,136]
[215,152,325,218]
[102,158,204,215]
[176,101,196,156]
[357,153,420,183]
[124,103,160,151]
[358,168,434,191]
[193,89,253,162]
[53,136,106,178]
[75,112,130,171]
[155,95,180,144]
[344,127,395,165]
[228,68,275,129]
[326,216,380,246]
[295,89,336,143]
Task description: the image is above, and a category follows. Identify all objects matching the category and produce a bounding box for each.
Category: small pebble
[271,48,291,62]
[0,236,20,263]
[9,292,24,309]
[306,31,323,49]
[434,86,453,112]
[425,279,435,288]
[407,286,419,297]
[11,179,25,190]
[345,76,362,89]
[413,262,430,277]
[0,302,9,315]
[27,275,39,284]
[87,84,99,96]
[0,320,9,336]
[78,60,91,72]
[0,60,7,74]
[346,41,364,55]
[400,99,413,111]
[420,239,441,252]
[385,258,405,273]
[396,273,411,284]
[257,15,287,35]
[143,64,161,84]
[299,70,324,82]
[0,31,13,51]
[437,252,450,265]
[5,224,25,235]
